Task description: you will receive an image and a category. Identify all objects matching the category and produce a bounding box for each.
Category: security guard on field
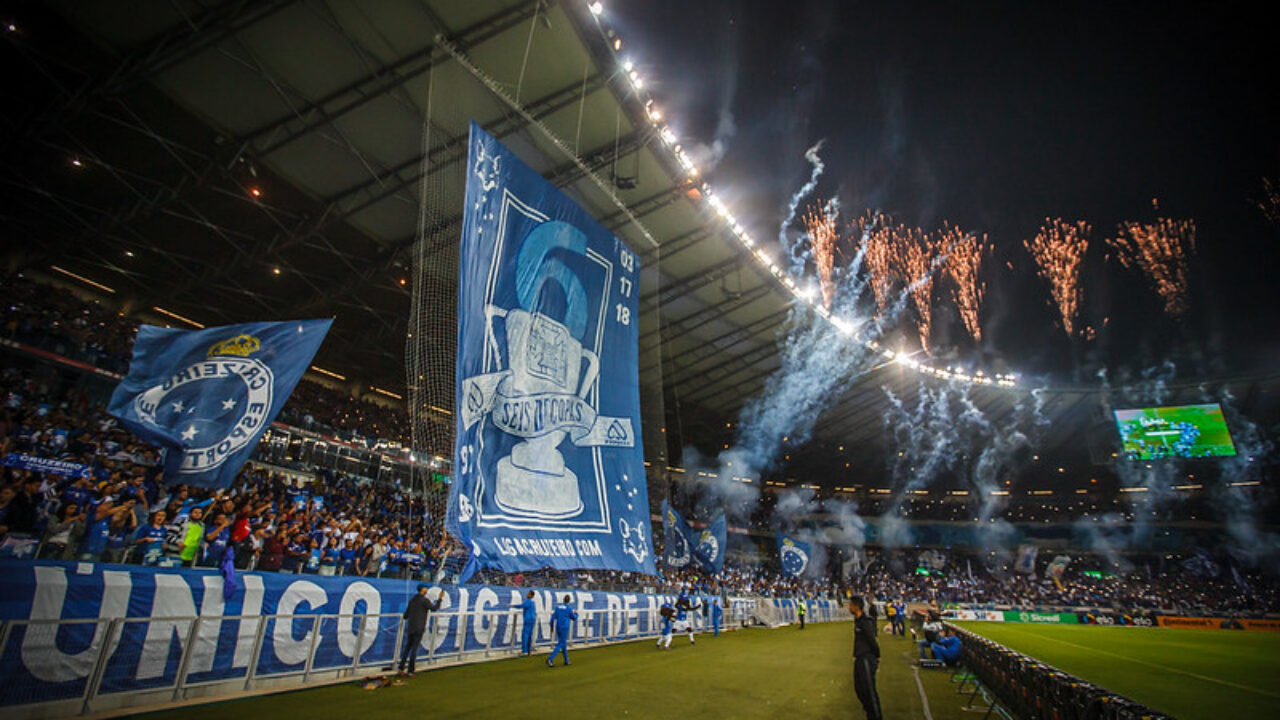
[850,596,882,720]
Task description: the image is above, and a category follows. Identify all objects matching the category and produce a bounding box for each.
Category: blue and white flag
[693,513,726,575]
[776,534,812,577]
[447,123,655,576]
[108,320,331,489]
[1014,544,1039,576]
[662,500,693,571]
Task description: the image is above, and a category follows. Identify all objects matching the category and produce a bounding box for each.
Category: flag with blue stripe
[108,320,331,488]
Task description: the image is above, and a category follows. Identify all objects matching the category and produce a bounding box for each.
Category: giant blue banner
[0,561,843,708]
[449,123,654,576]
[662,500,693,571]
[107,320,331,488]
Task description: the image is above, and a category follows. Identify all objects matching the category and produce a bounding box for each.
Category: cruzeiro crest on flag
[108,319,330,489]
[132,334,273,474]
[779,537,810,576]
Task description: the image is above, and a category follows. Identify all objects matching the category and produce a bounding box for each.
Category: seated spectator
[917,618,943,659]
[930,628,962,666]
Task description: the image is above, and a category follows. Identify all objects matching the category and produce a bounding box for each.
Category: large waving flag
[662,500,694,571]
[693,513,727,574]
[777,533,812,577]
[108,320,331,488]
[447,123,655,576]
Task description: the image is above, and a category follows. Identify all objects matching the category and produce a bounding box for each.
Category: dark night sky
[611,1,1280,386]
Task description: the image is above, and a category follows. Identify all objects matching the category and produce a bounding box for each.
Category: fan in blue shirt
[546,596,578,667]
[656,601,676,649]
[514,591,538,655]
[674,590,700,644]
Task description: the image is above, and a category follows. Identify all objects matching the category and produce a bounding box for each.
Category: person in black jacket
[850,596,882,720]
[399,584,442,677]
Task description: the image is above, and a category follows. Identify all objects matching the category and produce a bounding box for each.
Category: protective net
[403,22,668,585]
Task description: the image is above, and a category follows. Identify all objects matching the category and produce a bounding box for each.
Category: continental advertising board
[1157,616,1280,631]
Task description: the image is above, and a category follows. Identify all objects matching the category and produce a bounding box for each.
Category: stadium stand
[4,273,1277,618]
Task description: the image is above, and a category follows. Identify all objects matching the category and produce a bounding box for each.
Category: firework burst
[803,200,839,308]
[1108,215,1197,315]
[898,226,943,354]
[1257,177,1280,225]
[1025,218,1091,336]
[855,212,897,315]
[941,224,989,343]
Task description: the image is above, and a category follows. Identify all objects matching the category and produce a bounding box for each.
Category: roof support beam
[641,254,744,305]
[242,0,550,157]
[19,0,298,139]
[291,131,643,316]
[639,284,773,349]
[639,305,792,378]
[158,77,612,308]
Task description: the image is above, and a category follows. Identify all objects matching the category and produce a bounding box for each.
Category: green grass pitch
[955,622,1280,720]
[128,621,1279,719]
[130,622,978,720]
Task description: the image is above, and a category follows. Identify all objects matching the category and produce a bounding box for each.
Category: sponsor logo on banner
[948,609,1005,622]
[1005,611,1078,624]
[1157,616,1222,629]
[1156,616,1279,631]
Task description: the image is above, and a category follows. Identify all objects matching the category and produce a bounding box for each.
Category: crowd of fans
[2,271,1278,616]
[276,381,411,449]
[2,274,136,374]
[859,549,1280,615]
[0,358,461,578]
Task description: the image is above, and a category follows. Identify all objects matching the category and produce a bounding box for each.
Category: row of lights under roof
[585,1,1017,388]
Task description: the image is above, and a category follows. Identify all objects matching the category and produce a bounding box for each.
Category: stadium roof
[4,0,1277,481]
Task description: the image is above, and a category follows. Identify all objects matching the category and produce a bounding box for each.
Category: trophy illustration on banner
[461,220,634,520]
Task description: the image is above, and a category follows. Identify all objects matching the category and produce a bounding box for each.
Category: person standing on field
[399,584,441,677]
[850,596,882,720]
[547,595,578,667]
[515,590,538,655]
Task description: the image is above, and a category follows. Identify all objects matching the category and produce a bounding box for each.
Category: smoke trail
[970,389,1049,547]
[680,445,761,522]
[1213,392,1279,570]
[1099,362,1184,549]
[822,498,867,548]
[779,140,827,273]
[1073,512,1135,573]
